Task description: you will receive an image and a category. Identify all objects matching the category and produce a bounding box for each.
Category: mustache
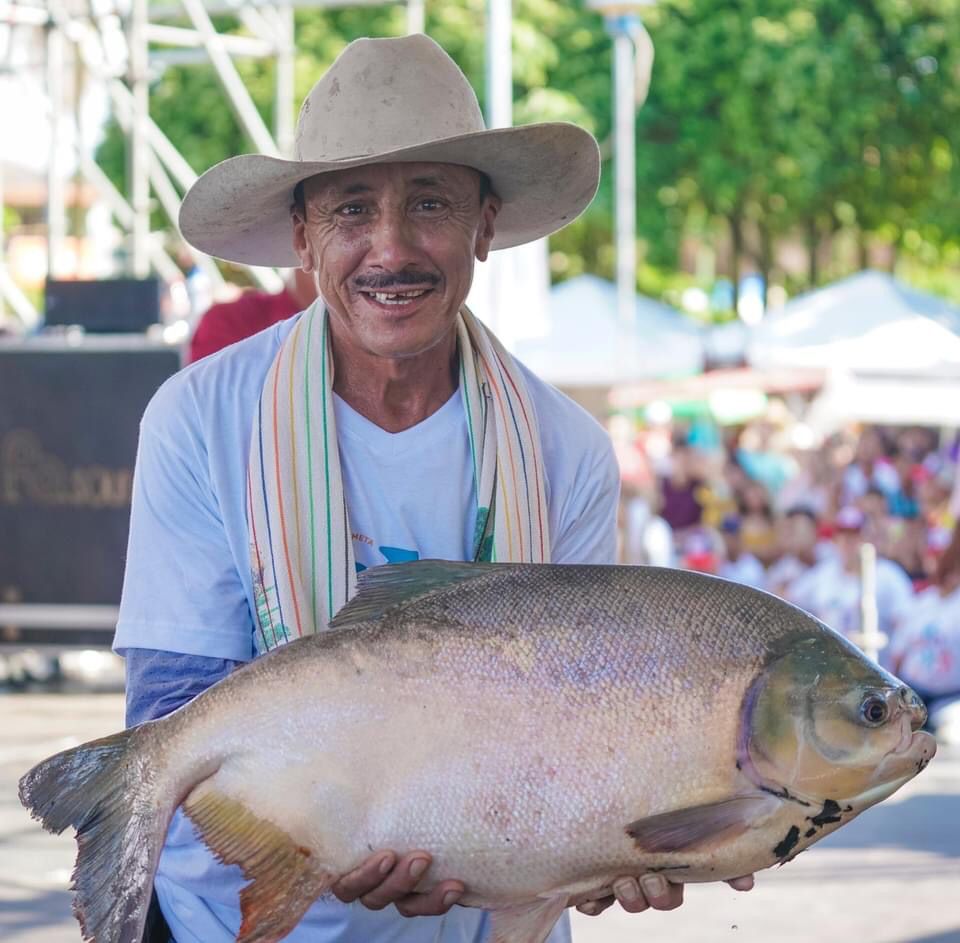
[353,271,440,291]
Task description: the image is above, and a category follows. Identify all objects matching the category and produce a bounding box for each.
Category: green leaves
[92,0,959,298]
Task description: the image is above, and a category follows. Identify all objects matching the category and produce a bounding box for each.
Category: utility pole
[587,1,656,346]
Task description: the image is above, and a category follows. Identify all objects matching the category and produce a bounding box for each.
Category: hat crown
[295,35,486,162]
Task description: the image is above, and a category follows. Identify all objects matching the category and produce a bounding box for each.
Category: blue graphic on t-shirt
[380,546,420,564]
[355,545,420,573]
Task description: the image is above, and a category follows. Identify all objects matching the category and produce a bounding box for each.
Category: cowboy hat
[178,33,601,267]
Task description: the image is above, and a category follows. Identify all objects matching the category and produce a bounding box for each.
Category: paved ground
[2,690,959,943]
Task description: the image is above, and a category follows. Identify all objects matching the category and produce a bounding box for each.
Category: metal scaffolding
[0,0,429,323]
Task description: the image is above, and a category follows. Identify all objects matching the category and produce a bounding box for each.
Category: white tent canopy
[513,274,704,387]
[748,270,960,372]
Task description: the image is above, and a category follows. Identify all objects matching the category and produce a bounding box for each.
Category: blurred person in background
[736,479,778,567]
[657,434,706,536]
[885,515,928,586]
[787,506,913,660]
[187,268,318,363]
[884,445,920,520]
[916,461,955,534]
[915,527,954,592]
[733,411,794,500]
[776,447,832,519]
[858,485,892,551]
[842,427,898,506]
[717,515,765,589]
[618,481,675,567]
[766,505,829,598]
[679,530,719,576]
[888,523,960,721]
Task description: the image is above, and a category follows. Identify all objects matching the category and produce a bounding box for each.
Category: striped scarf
[247,299,550,653]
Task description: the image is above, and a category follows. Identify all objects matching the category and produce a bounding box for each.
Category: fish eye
[860,693,890,727]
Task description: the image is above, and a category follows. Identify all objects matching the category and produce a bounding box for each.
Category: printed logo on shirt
[355,545,420,573]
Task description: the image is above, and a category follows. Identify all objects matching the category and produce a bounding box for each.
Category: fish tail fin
[19,726,172,943]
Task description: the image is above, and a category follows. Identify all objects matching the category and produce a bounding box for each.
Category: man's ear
[291,206,315,273]
[474,194,502,262]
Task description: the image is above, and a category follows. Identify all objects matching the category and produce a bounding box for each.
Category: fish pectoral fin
[489,895,569,943]
[626,793,782,853]
[183,783,333,943]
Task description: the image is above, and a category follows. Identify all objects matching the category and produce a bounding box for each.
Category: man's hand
[331,850,464,917]
[576,873,755,917]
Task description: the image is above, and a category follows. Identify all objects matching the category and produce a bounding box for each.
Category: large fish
[20,562,935,943]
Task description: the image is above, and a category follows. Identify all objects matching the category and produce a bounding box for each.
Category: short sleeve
[114,413,255,662]
[551,446,621,565]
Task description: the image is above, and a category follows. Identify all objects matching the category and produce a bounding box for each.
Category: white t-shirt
[888,586,960,696]
[115,314,619,943]
[719,553,766,590]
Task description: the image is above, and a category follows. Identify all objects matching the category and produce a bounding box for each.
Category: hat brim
[178,123,600,267]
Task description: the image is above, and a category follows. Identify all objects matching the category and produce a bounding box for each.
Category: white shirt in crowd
[719,554,766,590]
[888,585,960,697]
[787,555,914,657]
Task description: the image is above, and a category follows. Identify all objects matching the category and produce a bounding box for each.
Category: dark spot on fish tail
[367,843,374,852]
[760,784,811,807]
[807,799,843,828]
[804,828,817,838]
[773,825,801,860]
[735,760,742,771]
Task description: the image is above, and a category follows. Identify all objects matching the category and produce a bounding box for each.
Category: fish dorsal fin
[489,895,568,943]
[183,782,333,943]
[329,560,512,628]
[626,793,781,853]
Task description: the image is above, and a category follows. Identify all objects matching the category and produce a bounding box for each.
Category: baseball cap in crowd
[719,515,742,535]
[834,506,866,532]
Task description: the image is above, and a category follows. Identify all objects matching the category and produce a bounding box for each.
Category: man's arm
[123,649,240,727]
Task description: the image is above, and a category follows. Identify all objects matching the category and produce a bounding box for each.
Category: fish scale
[20,560,935,943]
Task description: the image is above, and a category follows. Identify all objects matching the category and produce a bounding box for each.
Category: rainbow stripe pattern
[248,299,550,653]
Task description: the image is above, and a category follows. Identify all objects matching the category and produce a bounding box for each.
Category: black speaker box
[44,278,162,333]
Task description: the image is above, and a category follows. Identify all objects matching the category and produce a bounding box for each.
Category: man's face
[292,161,500,363]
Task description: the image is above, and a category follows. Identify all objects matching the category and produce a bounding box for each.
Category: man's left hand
[575,873,755,916]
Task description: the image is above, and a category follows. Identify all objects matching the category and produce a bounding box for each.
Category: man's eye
[337,203,366,217]
[417,199,444,212]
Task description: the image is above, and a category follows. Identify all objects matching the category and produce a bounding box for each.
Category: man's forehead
[304,161,480,197]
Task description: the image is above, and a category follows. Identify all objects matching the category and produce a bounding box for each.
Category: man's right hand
[331,850,465,917]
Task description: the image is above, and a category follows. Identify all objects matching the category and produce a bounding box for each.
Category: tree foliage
[95,0,960,301]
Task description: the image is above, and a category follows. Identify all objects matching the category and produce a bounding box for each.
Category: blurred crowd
[618,419,960,722]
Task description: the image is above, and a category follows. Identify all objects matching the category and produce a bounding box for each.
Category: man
[115,34,751,942]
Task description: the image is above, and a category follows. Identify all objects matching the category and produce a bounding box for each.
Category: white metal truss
[0,0,430,322]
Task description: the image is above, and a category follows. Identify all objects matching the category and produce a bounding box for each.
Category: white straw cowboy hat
[179,33,601,267]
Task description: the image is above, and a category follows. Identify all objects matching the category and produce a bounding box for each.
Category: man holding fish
[105,34,751,942]
[24,33,934,943]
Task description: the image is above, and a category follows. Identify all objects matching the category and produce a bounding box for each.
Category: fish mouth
[851,729,938,809]
[890,727,937,764]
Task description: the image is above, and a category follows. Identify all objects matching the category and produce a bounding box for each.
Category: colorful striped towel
[247,299,550,652]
